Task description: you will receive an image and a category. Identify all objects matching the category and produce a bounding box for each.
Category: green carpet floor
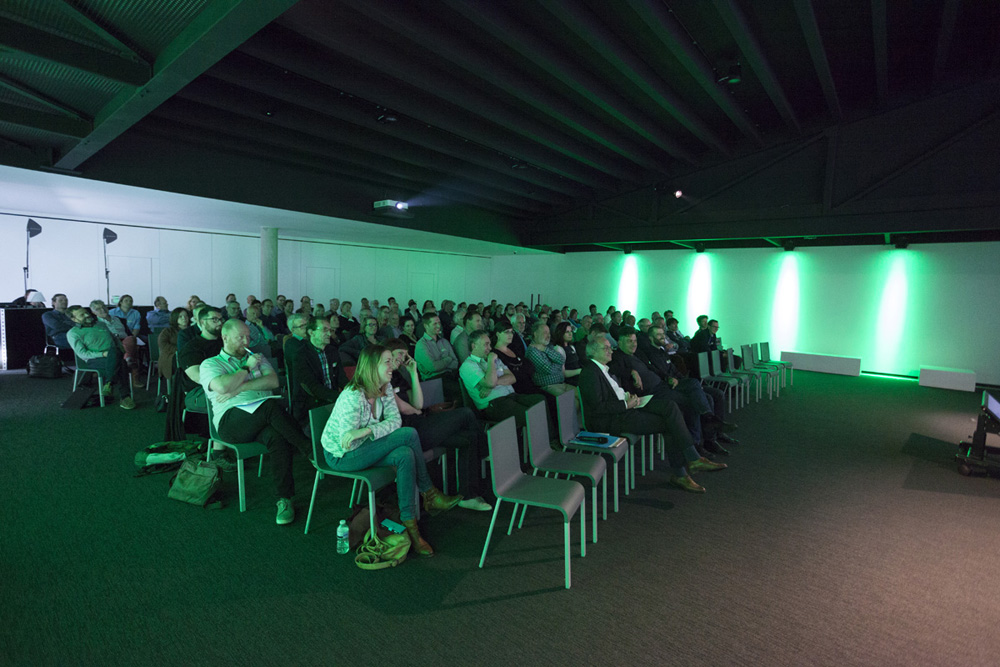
[3,369,1000,666]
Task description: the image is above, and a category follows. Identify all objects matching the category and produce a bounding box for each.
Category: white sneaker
[458,496,493,512]
[276,498,295,525]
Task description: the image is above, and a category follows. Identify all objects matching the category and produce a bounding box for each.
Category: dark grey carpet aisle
[3,370,1000,666]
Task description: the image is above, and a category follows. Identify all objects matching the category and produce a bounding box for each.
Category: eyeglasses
[205,317,223,322]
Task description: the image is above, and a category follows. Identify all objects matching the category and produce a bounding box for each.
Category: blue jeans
[324,427,430,520]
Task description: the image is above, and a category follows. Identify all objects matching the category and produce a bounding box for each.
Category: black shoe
[703,413,738,433]
[208,450,238,473]
[717,433,740,445]
[703,440,730,456]
[695,445,716,460]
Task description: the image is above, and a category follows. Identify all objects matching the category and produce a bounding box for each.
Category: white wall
[491,243,1000,384]
[3,213,997,383]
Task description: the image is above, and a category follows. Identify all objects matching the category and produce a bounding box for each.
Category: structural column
[260,227,278,300]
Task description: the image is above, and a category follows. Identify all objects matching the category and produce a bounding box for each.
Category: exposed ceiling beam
[343,0,671,172]
[240,26,618,192]
[624,0,763,145]
[871,0,888,109]
[174,80,558,209]
[932,0,961,85]
[836,108,1000,208]
[441,0,696,165]
[49,0,148,63]
[793,0,842,121]
[152,99,544,215]
[137,118,532,221]
[54,0,300,170]
[711,0,801,133]
[0,16,149,86]
[526,206,1000,246]
[0,73,86,120]
[541,0,730,156]
[0,101,90,137]
[763,238,782,247]
[277,10,643,184]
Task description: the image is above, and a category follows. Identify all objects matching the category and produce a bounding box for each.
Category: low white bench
[918,366,976,392]
[781,351,861,376]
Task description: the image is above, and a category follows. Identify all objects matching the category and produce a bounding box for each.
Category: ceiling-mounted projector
[373,199,413,218]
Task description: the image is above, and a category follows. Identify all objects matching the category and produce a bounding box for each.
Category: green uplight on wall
[685,253,712,328]
[769,252,800,355]
[617,254,639,314]
[873,251,909,373]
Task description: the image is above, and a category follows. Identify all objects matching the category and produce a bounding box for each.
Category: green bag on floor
[167,460,222,508]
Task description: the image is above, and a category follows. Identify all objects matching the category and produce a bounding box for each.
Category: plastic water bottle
[336,520,350,554]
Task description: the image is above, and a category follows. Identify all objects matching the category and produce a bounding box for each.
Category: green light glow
[685,254,711,328]
[874,252,909,372]
[617,255,639,314]
[769,252,800,355]
[860,371,919,382]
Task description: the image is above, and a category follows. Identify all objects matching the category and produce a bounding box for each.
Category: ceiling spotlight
[782,239,795,252]
[894,235,909,249]
[375,108,397,123]
[716,57,742,85]
[674,190,683,198]
[694,242,706,253]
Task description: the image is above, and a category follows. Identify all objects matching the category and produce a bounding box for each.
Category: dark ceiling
[2,0,999,252]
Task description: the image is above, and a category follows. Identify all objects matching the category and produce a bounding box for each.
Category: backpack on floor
[167,459,223,509]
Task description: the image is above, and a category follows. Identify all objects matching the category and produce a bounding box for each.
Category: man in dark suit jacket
[287,317,340,426]
[578,337,725,493]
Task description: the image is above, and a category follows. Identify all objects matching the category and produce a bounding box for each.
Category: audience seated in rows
[146,296,171,331]
[157,307,190,383]
[415,312,461,400]
[287,316,341,427]
[526,321,574,397]
[90,299,141,386]
[459,329,545,434]
[580,336,725,494]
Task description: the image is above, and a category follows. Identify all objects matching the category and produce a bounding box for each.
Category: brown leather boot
[402,519,434,557]
[422,487,463,516]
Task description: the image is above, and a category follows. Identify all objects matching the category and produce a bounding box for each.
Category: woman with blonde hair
[322,344,461,556]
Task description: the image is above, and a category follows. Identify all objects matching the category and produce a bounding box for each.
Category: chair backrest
[419,377,445,405]
[574,387,588,431]
[555,388,581,444]
[308,403,335,466]
[697,351,711,378]
[205,399,219,440]
[709,349,724,375]
[750,343,761,365]
[487,417,522,496]
[344,365,356,381]
[741,345,754,367]
[524,400,550,468]
[760,342,772,362]
[148,332,160,360]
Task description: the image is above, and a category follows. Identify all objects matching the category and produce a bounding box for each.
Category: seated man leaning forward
[200,319,312,526]
[459,330,544,434]
[579,336,725,493]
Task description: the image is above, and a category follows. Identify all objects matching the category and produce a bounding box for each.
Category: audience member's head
[225,293,236,303]
[329,298,340,313]
[340,301,353,317]
[464,311,483,333]
[306,316,332,349]
[697,315,709,330]
[470,329,491,357]
[67,305,92,325]
[422,312,441,337]
[638,318,651,332]
[618,327,639,354]
[221,319,250,355]
[401,316,416,337]
[648,325,668,348]
[198,307,224,338]
[349,344,392,398]
[51,293,68,311]
[246,294,257,306]
[513,313,526,334]
[89,299,109,318]
[262,298,273,313]
[153,296,167,311]
[553,321,574,346]
[187,295,201,311]
[225,301,242,320]
[283,300,294,316]
[530,320,550,345]
[586,336,613,362]
[666,317,679,331]
[287,313,308,338]
[170,307,190,330]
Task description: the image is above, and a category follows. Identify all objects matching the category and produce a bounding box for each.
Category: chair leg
[640,435,647,476]
[348,479,359,507]
[630,444,636,490]
[479,500,502,569]
[580,499,586,558]
[258,455,264,478]
[441,453,448,495]
[591,484,598,543]
[304,470,321,535]
[602,473,608,520]
[564,520,571,589]
[613,459,619,513]
[97,373,105,408]
[368,486,378,538]
[237,459,247,512]
[507,502,519,536]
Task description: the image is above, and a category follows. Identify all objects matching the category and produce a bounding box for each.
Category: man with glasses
[288,316,340,426]
[691,318,741,370]
[179,307,224,414]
